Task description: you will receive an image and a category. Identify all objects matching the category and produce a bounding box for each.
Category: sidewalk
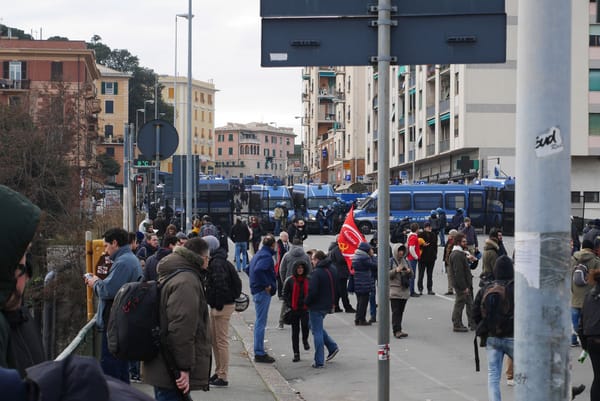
[131,273,299,401]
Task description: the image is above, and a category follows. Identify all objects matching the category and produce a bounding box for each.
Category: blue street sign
[262,14,505,67]
[345,174,352,181]
[400,170,408,179]
[260,0,505,17]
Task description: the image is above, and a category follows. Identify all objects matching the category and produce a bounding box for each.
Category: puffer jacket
[143,247,211,391]
[206,247,242,310]
[352,250,377,295]
[389,243,412,300]
[571,249,600,308]
[0,185,41,370]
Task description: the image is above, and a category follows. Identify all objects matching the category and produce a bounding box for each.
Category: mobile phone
[84,273,93,280]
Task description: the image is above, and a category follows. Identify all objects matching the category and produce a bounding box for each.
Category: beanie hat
[203,235,220,253]
[136,231,145,243]
[176,232,188,240]
[424,221,431,228]
[448,229,458,236]
[493,255,514,280]
[582,239,595,250]
[357,242,371,253]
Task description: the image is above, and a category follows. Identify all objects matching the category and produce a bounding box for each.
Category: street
[234,233,593,401]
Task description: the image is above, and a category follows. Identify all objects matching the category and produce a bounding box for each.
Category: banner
[337,205,365,274]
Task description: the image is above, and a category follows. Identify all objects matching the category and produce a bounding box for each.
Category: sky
[3,0,303,138]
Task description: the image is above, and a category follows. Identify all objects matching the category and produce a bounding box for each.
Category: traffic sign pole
[376,1,392,400]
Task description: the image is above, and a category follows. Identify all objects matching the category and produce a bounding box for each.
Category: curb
[229,310,305,401]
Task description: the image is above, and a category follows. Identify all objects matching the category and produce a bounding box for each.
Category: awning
[335,182,353,192]
[319,71,336,77]
[440,112,450,122]
[427,118,436,126]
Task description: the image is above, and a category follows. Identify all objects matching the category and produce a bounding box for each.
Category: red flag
[337,205,366,274]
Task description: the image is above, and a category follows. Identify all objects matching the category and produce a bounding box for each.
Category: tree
[96,152,121,179]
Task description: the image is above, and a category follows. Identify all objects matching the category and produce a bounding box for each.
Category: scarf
[291,276,309,311]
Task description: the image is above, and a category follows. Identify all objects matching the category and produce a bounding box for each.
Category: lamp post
[185,0,193,233]
[136,108,145,136]
[143,99,154,124]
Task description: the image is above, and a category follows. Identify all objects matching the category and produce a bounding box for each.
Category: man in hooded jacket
[0,185,43,376]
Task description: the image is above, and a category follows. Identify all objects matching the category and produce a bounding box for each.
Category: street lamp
[143,99,154,124]
[136,108,145,136]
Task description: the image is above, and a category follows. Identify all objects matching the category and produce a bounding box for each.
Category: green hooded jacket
[0,185,40,369]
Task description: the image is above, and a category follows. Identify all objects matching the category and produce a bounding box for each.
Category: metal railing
[55,316,99,361]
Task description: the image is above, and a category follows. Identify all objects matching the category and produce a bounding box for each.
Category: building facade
[214,122,296,180]
[301,66,367,188]
[159,75,217,174]
[95,64,132,185]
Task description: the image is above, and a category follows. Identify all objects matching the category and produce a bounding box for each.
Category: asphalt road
[235,233,593,401]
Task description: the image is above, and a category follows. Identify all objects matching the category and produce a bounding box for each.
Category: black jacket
[231,222,251,243]
[143,247,172,282]
[305,258,338,312]
[206,248,242,310]
[3,306,45,377]
[328,242,349,279]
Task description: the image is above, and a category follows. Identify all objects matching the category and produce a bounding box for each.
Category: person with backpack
[472,255,514,401]
[203,236,242,388]
[481,229,501,283]
[571,239,600,347]
[449,233,477,332]
[85,228,142,383]
[199,215,219,238]
[143,237,212,399]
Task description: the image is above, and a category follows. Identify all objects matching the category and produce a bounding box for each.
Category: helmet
[436,207,443,214]
[234,292,250,312]
[430,210,437,216]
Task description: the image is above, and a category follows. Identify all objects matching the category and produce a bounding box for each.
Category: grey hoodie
[279,245,311,282]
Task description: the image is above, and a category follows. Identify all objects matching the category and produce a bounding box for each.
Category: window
[286,138,290,146]
[200,93,205,103]
[101,81,118,95]
[228,133,233,141]
[280,150,283,158]
[272,149,275,157]
[106,147,115,157]
[390,193,411,210]
[414,193,443,211]
[218,148,222,156]
[228,147,233,155]
[168,87,174,99]
[208,94,213,105]
[51,62,63,81]
[445,193,466,210]
[6,61,24,81]
[469,193,484,212]
[584,192,600,203]
[104,124,114,139]
[105,100,114,114]
[194,110,197,121]
[591,70,600,91]
[271,136,276,144]
[590,114,600,135]
[257,161,261,169]
[571,191,582,203]
[201,111,205,122]
[591,25,600,46]
[265,135,269,143]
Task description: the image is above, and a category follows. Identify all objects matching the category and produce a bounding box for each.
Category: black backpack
[107,268,194,361]
[480,280,513,338]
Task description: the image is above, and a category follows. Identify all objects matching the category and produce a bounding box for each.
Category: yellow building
[158,75,217,174]
[95,64,132,185]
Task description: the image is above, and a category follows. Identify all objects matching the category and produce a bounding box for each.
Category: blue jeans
[100,329,129,383]
[486,337,514,401]
[408,259,418,294]
[369,287,377,319]
[234,242,248,272]
[571,307,581,345]
[154,386,181,401]
[309,310,338,366]
[274,220,281,235]
[253,290,272,356]
[439,230,445,246]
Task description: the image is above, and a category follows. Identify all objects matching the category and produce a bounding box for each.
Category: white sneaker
[506,379,515,386]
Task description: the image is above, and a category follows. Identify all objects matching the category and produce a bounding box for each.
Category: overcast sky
[3,0,303,137]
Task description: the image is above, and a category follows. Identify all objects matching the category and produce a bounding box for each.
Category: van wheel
[358,222,372,235]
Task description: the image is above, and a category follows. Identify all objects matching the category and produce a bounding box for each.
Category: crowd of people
[1,183,598,401]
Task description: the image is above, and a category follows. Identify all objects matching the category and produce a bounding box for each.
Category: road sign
[137,119,179,161]
[261,0,505,17]
[133,159,156,169]
[262,14,505,67]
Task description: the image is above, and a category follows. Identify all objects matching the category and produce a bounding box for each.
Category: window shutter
[2,62,8,79]
[113,82,118,95]
[101,82,106,94]
[21,61,27,80]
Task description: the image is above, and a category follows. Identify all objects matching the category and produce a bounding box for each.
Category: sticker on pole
[534,126,563,158]
[378,344,390,361]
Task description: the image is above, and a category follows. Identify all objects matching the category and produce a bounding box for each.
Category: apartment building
[214,122,296,179]
[95,64,132,185]
[301,66,367,188]
[159,75,217,174]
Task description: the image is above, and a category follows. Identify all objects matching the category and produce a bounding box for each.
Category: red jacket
[407,232,421,261]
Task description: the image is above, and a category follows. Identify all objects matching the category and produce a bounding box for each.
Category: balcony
[239,137,260,144]
[426,144,435,156]
[439,139,450,153]
[318,112,336,122]
[0,79,31,90]
[426,105,435,118]
[334,91,345,102]
[398,153,405,164]
[87,99,101,114]
[439,99,450,114]
[373,129,378,141]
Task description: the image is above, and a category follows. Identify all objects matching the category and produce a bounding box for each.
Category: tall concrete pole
[123,122,130,231]
[376,0,391,400]
[185,0,193,233]
[514,1,572,400]
[128,123,135,231]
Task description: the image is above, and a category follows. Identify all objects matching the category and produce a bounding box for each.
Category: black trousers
[417,260,435,292]
[355,293,370,323]
[390,298,408,333]
[290,311,310,355]
[589,339,600,401]
[336,277,352,310]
